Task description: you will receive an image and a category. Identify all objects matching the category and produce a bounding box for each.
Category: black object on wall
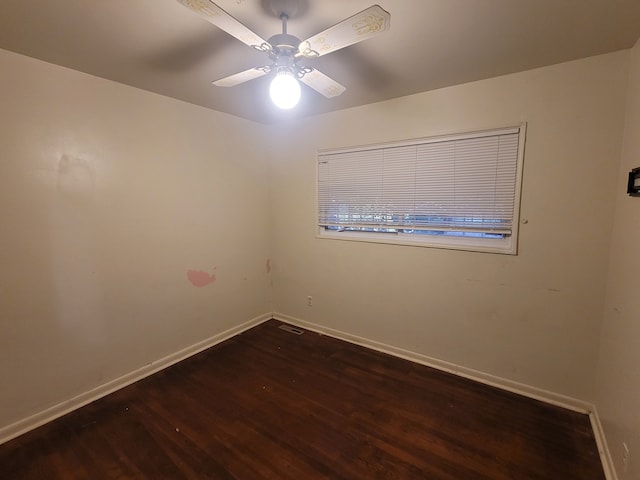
[628,167,640,196]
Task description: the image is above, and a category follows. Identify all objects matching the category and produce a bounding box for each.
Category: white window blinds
[317,127,521,235]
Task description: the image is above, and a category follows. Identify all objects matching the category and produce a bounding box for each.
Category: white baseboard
[272,312,618,480]
[590,407,619,480]
[273,312,590,412]
[0,313,272,446]
[2,311,618,479]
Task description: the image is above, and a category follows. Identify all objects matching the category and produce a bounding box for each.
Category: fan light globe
[270,69,301,109]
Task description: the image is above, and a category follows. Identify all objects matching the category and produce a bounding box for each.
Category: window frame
[315,124,527,255]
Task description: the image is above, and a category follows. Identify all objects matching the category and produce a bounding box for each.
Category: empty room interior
[1,1,639,479]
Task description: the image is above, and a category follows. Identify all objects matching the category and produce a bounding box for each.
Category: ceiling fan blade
[299,69,346,98]
[176,0,269,49]
[298,5,390,58]
[213,66,271,87]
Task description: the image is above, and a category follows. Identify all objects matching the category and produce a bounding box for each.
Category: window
[317,125,525,254]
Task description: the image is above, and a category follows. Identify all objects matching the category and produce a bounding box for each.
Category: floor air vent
[278,324,305,335]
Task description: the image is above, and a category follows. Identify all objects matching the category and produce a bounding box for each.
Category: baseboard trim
[272,312,591,412]
[590,407,619,480]
[273,312,619,478]
[2,311,617,479]
[0,313,272,446]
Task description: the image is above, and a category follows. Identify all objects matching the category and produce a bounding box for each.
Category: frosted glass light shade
[269,70,301,109]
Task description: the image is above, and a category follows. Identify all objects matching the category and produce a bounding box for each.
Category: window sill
[317,228,517,255]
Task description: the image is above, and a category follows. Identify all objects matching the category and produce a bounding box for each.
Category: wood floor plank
[0,319,605,479]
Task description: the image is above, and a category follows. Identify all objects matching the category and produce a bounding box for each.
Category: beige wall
[1,42,638,474]
[596,38,640,479]
[0,49,272,429]
[269,51,629,401]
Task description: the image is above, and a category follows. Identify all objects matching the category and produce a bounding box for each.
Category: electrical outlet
[623,442,630,474]
[307,296,313,307]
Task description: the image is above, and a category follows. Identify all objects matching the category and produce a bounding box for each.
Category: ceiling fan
[175,0,391,109]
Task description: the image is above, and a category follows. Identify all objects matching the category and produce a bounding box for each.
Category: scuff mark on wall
[57,154,95,200]
[187,269,216,288]
[266,259,271,274]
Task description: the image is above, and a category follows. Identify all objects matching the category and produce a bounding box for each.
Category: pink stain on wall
[187,269,216,288]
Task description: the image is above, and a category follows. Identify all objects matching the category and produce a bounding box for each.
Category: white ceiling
[1,0,639,124]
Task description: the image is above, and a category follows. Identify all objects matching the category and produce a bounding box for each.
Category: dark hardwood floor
[0,319,605,479]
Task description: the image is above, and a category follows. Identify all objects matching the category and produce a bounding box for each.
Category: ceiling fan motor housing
[267,33,300,56]
[267,30,305,77]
